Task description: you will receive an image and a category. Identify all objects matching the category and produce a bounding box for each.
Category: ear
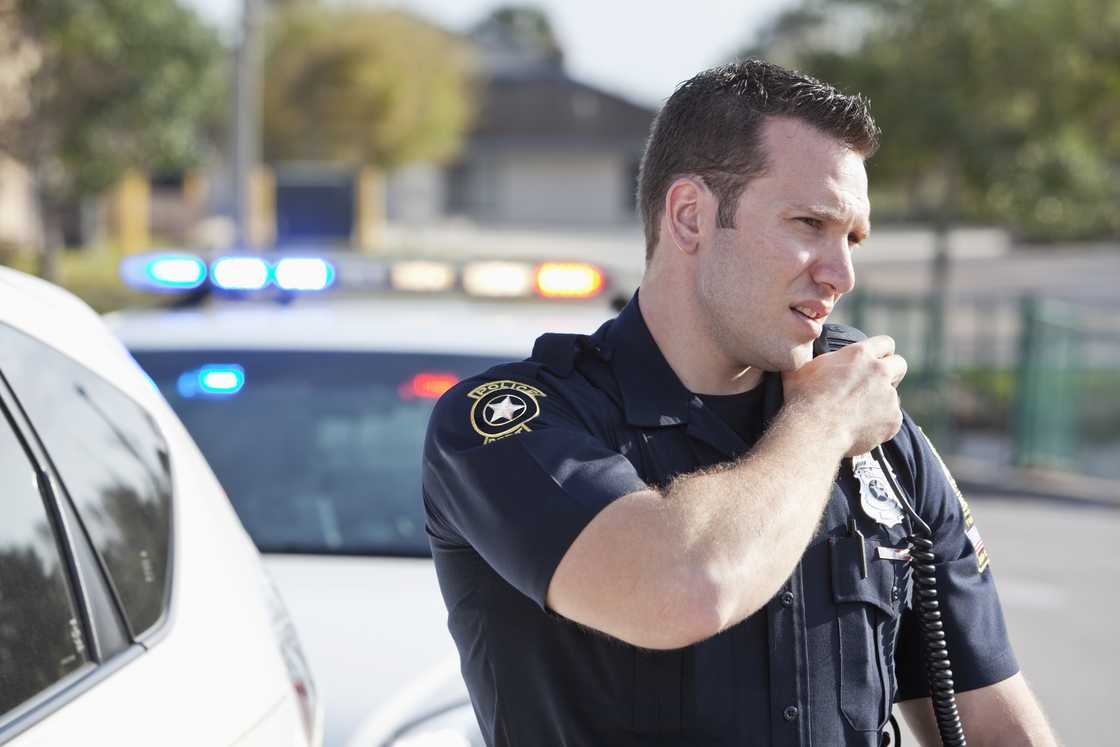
[663,177,712,256]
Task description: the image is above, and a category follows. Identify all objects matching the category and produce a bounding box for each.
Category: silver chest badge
[851,452,905,527]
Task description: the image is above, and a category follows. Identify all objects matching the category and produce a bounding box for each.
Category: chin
[786,343,815,371]
[762,343,814,372]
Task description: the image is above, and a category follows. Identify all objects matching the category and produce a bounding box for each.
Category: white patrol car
[0,267,322,746]
[106,252,625,747]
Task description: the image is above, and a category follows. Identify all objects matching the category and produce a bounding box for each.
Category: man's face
[696,116,870,372]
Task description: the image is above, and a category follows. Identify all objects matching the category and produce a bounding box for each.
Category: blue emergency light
[177,364,245,398]
[274,257,335,291]
[120,252,207,292]
[118,250,606,301]
[211,257,270,291]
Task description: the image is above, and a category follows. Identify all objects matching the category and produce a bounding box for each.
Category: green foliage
[746,0,1120,242]
[986,132,1118,241]
[477,5,564,65]
[262,4,474,167]
[3,0,225,199]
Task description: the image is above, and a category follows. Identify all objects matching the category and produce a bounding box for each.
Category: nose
[811,239,856,296]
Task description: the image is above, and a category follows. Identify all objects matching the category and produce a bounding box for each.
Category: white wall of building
[493,150,633,227]
[386,163,446,225]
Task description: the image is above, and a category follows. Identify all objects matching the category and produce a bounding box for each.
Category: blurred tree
[471,4,565,71]
[0,0,225,280]
[743,0,1120,243]
[261,3,474,167]
[744,0,1119,439]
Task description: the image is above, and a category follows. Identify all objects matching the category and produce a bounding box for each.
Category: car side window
[0,326,173,639]
[0,402,91,718]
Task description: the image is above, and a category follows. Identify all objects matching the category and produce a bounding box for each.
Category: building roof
[470,73,656,148]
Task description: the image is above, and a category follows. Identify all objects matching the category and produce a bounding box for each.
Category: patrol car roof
[107,296,618,356]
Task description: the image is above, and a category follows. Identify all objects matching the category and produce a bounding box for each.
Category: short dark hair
[637,58,880,260]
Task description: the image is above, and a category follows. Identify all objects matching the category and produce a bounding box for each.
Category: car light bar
[535,262,605,299]
[120,252,207,292]
[120,251,611,301]
[274,257,335,291]
[391,260,457,292]
[211,257,270,291]
[462,261,536,298]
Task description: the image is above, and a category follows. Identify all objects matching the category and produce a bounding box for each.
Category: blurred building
[260,10,656,247]
[431,74,653,228]
[385,13,656,231]
[0,8,657,254]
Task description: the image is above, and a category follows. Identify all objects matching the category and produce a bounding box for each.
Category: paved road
[892,493,1120,745]
[856,245,1120,310]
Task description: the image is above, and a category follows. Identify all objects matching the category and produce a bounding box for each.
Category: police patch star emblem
[468,380,546,444]
[851,452,905,528]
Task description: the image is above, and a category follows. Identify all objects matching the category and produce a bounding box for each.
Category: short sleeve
[892,416,1020,700]
[422,371,648,609]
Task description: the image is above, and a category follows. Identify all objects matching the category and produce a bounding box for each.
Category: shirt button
[783,705,800,722]
[780,591,794,607]
[891,586,900,602]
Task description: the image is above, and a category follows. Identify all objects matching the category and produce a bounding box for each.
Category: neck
[638,255,763,396]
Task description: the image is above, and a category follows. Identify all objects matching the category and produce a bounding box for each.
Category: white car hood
[262,554,465,747]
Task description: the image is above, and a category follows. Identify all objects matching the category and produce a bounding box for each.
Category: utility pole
[232,0,263,249]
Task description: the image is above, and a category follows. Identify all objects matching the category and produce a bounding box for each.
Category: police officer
[423,60,1056,746]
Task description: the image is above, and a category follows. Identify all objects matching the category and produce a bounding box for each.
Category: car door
[0,323,310,746]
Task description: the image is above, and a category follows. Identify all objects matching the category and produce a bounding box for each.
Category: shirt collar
[602,291,694,427]
[602,291,785,432]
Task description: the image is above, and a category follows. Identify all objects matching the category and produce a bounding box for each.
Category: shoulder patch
[919,428,990,574]
[468,380,546,444]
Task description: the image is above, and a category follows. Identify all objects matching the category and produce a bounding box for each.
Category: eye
[848,233,864,249]
[796,217,822,229]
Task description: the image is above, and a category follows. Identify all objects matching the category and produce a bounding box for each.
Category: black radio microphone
[813,321,968,746]
[812,322,866,357]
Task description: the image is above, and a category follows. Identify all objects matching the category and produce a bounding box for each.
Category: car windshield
[131,349,508,556]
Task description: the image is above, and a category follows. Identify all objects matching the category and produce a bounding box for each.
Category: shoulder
[884,411,946,475]
[885,412,977,539]
[885,412,923,467]
[426,347,618,453]
[433,361,549,439]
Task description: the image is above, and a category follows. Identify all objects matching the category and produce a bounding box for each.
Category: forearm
[901,674,1059,747]
[663,396,847,628]
[547,339,904,648]
[961,674,1059,747]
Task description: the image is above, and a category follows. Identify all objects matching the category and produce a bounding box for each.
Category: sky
[181,0,795,107]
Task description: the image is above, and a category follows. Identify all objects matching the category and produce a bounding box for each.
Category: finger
[885,354,908,387]
[861,335,896,358]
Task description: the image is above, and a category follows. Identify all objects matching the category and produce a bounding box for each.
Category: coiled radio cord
[872,446,967,746]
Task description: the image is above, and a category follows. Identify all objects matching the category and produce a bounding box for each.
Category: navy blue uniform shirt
[423,295,1018,746]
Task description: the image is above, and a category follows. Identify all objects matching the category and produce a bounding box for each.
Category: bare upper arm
[899,672,1057,747]
[544,487,722,650]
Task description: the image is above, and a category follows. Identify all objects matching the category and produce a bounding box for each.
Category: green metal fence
[832,289,1120,480]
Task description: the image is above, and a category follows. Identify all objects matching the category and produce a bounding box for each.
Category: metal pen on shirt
[847,517,868,579]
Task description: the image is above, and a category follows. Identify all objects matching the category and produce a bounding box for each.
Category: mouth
[790,302,831,336]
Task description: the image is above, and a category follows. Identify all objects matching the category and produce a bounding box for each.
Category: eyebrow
[794,204,871,241]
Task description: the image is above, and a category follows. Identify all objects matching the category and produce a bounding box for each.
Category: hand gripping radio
[814,323,968,747]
